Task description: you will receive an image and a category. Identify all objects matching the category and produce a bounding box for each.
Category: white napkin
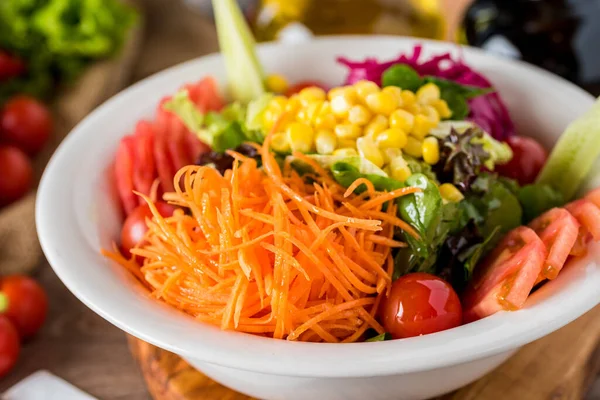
[3,371,97,400]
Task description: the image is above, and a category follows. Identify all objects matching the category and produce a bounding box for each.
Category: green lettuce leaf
[518,183,565,223]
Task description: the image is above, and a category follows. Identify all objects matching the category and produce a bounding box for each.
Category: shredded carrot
[103,128,423,342]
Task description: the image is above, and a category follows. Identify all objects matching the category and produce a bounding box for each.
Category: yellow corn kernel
[269,95,288,112]
[315,129,337,155]
[439,183,465,203]
[432,99,452,119]
[364,115,389,139]
[422,137,440,165]
[383,148,403,164]
[364,115,389,140]
[286,122,314,153]
[271,132,291,153]
[389,109,415,133]
[411,114,436,139]
[400,90,417,107]
[422,105,441,125]
[263,109,281,130]
[285,95,301,113]
[376,128,408,149]
[265,74,289,94]
[404,136,423,158]
[333,147,358,157]
[389,156,412,182]
[338,139,357,149]
[334,123,362,140]
[356,137,385,168]
[354,80,380,101]
[330,91,356,118]
[382,86,403,105]
[365,91,399,116]
[298,87,327,105]
[297,101,323,124]
[416,83,441,104]
[348,105,372,126]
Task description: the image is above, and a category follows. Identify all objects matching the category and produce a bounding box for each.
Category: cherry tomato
[0,51,25,81]
[121,202,177,256]
[0,96,53,156]
[496,136,548,186]
[0,316,19,378]
[0,276,48,340]
[0,145,33,207]
[380,273,462,339]
[462,227,546,323]
[528,208,579,281]
[285,81,328,97]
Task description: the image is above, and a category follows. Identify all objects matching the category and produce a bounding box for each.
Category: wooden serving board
[128,305,600,400]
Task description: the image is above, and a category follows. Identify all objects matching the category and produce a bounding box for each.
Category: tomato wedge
[462,227,546,323]
[114,136,137,215]
[528,208,579,281]
[584,187,600,209]
[565,199,600,240]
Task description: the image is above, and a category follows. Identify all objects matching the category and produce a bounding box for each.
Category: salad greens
[212,0,266,103]
[381,64,492,120]
[0,0,136,102]
[365,332,392,342]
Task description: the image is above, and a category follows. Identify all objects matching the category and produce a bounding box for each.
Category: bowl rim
[37,35,600,378]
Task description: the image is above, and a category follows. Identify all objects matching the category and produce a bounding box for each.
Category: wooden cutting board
[128,305,600,400]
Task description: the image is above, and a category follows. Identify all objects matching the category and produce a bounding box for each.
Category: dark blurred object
[462,0,600,96]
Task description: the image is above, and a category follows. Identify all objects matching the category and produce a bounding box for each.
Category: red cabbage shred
[337,45,515,140]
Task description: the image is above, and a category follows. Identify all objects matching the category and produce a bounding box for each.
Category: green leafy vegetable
[433,128,490,192]
[422,77,493,99]
[471,132,513,170]
[403,155,438,182]
[330,162,404,193]
[366,333,392,342]
[536,98,600,200]
[518,183,565,223]
[0,0,137,102]
[165,90,247,153]
[381,64,422,91]
[462,226,501,278]
[212,0,265,103]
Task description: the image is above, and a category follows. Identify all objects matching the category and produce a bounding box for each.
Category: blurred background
[0,0,599,399]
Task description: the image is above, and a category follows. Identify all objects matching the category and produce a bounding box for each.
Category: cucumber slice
[212,0,265,103]
[536,98,600,200]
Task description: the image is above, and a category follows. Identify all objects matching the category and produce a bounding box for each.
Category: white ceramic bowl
[37,37,600,400]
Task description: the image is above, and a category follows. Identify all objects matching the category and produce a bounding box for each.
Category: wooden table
[2,1,599,399]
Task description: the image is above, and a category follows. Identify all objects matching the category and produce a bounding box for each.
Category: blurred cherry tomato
[0,51,25,81]
[285,81,328,97]
[380,273,462,339]
[496,136,548,185]
[0,275,48,340]
[0,316,20,378]
[0,96,52,156]
[0,145,33,207]
[121,202,177,257]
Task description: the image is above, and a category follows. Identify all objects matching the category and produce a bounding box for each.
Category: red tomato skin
[121,202,177,257]
[285,81,328,97]
[463,227,546,323]
[0,51,25,81]
[0,316,19,378]
[0,145,33,207]
[565,199,600,241]
[0,276,48,340]
[496,136,548,186]
[380,273,462,339]
[585,187,600,209]
[0,96,52,156]
[528,208,580,281]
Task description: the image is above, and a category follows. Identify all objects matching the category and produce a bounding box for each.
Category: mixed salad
[103,0,600,343]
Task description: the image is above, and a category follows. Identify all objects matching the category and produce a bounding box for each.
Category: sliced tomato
[114,136,138,215]
[132,121,156,201]
[185,77,225,112]
[585,187,600,209]
[167,115,192,170]
[462,226,546,323]
[528,208,579,281]
[152,122,176,193]
[565,199,600,241]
